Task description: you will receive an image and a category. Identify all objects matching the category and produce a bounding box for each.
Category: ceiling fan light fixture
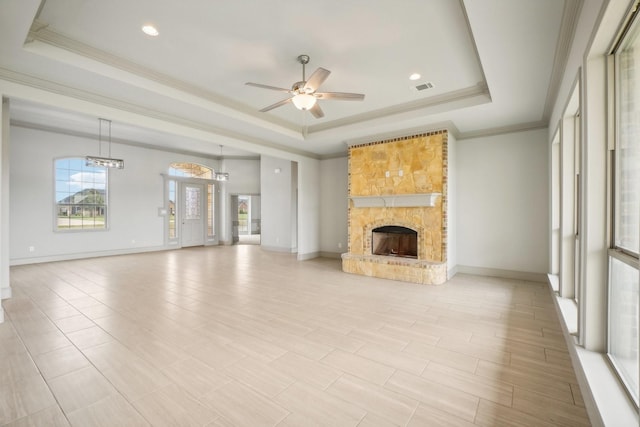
[292,93,316,111]
[246,54,363,117]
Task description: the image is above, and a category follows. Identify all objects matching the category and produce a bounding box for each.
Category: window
[168,180,176,239]
[609,256,639,403]
[169,162,212,179]
[207,183,214,237]
[55,158,107,231]
[611,11,640,405]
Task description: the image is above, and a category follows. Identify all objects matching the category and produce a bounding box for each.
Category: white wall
[291,162,298,252]
[296,157,320,260]
[260,155,296,252]
[9,125,225,263]
[9,124,317,261]
[223,158,260,194]
[319,156,348,257]
[456,128,549,276]
[0,98,10,322]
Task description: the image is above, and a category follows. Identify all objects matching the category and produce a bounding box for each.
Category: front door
[181,183,205,247]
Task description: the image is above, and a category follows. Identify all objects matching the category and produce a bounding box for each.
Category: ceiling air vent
[415,82,434,91]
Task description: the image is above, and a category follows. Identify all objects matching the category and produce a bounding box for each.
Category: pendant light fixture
[86,118,124,169]
[215,145,229,181]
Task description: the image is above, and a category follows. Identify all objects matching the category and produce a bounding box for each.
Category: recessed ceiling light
[409,73,421,81]
[142,25,159,37]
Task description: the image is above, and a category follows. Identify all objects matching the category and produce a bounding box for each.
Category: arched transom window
[169,162,212,179]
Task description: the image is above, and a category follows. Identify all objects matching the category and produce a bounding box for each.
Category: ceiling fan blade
[259,97,292,112]
[304,67,331,92]
[309,103,324,119]
[246,82,291,93]
[315,92,365,101]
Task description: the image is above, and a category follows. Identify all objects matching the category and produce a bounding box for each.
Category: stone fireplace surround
[342,131,448,285]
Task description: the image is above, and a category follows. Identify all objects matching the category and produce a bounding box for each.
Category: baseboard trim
[456,265,547,282]
[298,251,320,261]
[261,245,295,254]
[447,265,459,279]
[319,251,343,260]
[9,245,171,266]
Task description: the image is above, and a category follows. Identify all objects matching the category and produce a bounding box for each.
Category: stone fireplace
[342,131,448,285]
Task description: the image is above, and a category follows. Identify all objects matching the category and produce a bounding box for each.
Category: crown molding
[343,121,461,148]
[457,120,548,140]
[24,19,491,140]
[318,151,349,161]
[305,0,489,135]
[543,0,583,122]
[25,21,303,140]
[458,0,490,99]
[10,119,255,160]
[308,83,490,135]
[0,67,321,159]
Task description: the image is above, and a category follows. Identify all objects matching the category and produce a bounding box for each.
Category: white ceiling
[0,0,576,159]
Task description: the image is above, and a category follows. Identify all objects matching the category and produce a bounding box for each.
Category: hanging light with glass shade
[86,118,124,169]
[215,145,229,181]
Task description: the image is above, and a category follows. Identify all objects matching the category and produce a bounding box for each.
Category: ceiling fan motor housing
[292,81,313,94]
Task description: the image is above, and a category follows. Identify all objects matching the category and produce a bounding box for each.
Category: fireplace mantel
[349,193,441,208]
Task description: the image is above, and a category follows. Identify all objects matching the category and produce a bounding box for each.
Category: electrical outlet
[28,246,35,253]
[338,242,343,249]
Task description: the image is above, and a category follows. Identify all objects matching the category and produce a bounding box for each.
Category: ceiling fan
[245,54,365,119]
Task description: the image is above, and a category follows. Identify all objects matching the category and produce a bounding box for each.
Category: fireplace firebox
[372,226,418,258]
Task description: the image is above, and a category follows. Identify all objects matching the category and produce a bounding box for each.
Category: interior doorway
[231,194,261,245]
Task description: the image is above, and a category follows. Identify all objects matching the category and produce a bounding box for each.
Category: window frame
[608,7,640,407]
[53,156,109,232]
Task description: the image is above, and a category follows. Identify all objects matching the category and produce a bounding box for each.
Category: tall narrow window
[55,158,107,231]
[610,11,640,405]
[207,183,215,237]
[168,180,176,239]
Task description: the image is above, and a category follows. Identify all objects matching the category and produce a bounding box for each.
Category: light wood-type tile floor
[1,246,591,426]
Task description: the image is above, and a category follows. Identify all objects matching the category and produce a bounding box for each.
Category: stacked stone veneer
[342,131,448,285]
